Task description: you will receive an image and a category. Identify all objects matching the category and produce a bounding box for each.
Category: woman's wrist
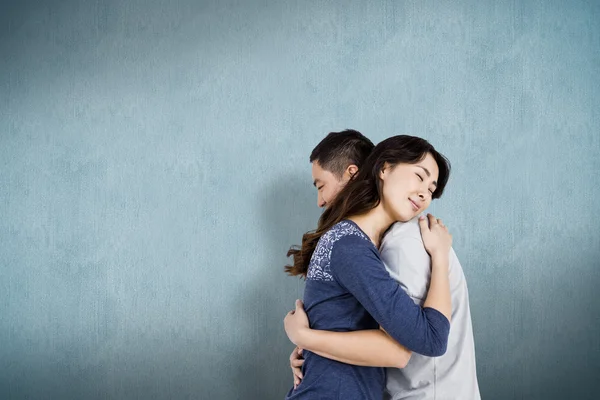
[430,251,450,268]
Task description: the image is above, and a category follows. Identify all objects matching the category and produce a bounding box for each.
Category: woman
[284,135,452,399]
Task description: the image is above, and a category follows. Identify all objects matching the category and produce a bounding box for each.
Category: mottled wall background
[1,0,599,399]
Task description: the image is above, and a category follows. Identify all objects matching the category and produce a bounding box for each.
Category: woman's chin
[395,211,415,223]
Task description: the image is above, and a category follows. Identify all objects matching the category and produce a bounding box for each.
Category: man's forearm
[297,328,411,368]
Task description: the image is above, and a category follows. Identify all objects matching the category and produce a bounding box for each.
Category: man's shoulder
[383,218,422,244]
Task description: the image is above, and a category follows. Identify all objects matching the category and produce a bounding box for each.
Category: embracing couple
[283,130,480,400]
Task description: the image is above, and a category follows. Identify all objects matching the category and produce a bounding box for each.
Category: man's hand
[284,299,309,389]
[289,346,304,389]
[284,299,310,346]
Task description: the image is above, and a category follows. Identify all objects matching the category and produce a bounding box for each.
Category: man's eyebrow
[417,165,437,187]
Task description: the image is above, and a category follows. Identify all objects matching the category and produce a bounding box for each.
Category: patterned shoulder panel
[306,221,369,282]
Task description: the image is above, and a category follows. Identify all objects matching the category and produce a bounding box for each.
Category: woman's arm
[328,215,452,357]
[420,215,452,321]
[285,215,452,360]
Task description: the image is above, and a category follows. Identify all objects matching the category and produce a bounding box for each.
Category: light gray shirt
[380,218,481,400]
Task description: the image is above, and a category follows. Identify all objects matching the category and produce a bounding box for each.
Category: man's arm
[300,327,411,368]
[285,217,451,369]
[330,228,451,357]
[285,231,432,369]
[285,231,432,368]
[285,300,411,368]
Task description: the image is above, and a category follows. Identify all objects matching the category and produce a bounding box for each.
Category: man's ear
[345,164,359,179]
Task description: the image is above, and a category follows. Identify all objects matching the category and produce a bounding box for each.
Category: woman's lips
[409,199,419,211]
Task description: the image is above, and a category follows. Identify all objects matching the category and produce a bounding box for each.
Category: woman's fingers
[427,213,437,227]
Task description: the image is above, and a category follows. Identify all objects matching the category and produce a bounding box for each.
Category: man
[288,129,480,399]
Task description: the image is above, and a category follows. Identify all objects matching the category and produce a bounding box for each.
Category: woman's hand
[284,299,310,347]
[419,213,452,261]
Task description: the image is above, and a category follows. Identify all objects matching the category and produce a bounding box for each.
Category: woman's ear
[379,163,389,180]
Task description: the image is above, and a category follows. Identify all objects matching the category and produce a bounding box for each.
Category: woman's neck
[348,205,394,248]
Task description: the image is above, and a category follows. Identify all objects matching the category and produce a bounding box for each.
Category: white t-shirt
[380,218,481,400]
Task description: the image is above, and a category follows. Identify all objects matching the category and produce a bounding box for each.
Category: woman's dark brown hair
[285,135,451,277]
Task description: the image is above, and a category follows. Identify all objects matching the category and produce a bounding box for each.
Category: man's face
[311,161,350,208]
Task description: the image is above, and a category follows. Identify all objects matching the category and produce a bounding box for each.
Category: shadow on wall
[231,171,320,400]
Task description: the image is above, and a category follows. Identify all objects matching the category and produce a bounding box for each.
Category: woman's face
[380,152,440,222]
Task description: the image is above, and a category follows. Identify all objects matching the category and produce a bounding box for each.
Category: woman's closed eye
[417,173,435,195]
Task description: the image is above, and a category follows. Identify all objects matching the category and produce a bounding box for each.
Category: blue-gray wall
[1,1,599,399]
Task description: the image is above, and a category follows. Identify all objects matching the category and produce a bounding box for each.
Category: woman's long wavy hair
[285,135,451,277]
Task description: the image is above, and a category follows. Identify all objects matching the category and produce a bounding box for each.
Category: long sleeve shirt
[286,220,450,400]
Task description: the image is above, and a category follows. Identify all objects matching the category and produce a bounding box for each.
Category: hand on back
[418,213,452,260]
[289,346,304,389]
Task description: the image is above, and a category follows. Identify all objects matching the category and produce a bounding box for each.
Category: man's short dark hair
[309,129,374,178]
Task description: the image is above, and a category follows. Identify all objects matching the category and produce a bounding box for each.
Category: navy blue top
[285,220,450,400]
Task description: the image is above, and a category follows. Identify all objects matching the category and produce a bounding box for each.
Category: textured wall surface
[1,1,599,399]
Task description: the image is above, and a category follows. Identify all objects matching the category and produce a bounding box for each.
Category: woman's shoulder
[320,220,371,249]
[307,220,373,282]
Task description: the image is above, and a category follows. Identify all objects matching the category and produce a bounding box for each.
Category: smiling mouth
[409,199,419,211]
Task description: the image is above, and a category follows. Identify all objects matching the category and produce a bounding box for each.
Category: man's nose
[318,196,326,208]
